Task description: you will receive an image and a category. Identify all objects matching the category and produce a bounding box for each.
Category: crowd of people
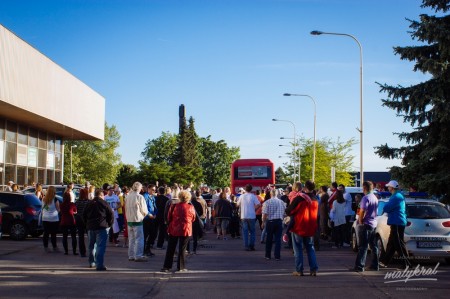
[34,178,410,275]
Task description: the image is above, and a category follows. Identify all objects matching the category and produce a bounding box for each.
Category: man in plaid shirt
[262,189,286,260]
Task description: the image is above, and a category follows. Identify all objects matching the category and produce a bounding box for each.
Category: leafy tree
[375,0,450,202]
[199,136,240,187]
[275,166,290,185]
[140,131,177,165]
[64,123,121,187]
[116,164,138,187]
[281,137,356,187]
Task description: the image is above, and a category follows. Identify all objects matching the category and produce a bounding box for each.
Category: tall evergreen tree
[375,0,450,202]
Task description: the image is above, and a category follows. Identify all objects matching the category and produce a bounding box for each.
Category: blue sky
[0,0,432,173]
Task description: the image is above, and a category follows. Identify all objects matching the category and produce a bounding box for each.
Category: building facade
[0,24,105,189]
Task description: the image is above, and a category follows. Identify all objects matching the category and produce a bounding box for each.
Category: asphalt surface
[0,228,449,299]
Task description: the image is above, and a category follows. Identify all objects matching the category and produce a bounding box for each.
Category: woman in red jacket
[161,190,196,272]
[60,191,78,255]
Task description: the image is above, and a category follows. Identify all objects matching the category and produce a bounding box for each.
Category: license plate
[417,241,442,248]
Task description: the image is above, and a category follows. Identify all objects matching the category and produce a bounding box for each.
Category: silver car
[352,198,450,264]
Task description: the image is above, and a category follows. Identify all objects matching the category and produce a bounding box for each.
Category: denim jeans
[265,219,282,259]
[242,218,256,249]
[355,224,378,271]
[88,228,108,269]
[291,233,318,272]
[215,218,230,236]
[128,224,145,259]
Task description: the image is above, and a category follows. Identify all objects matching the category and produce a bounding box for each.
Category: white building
[0,24,105,188]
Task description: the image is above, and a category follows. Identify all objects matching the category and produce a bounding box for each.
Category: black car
[0,192,43,240]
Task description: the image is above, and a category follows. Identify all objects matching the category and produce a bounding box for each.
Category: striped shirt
[262,197,286,221]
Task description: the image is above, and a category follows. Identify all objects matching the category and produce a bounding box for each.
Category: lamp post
[279,145,297,182]
[310,30,364,185]
[280,137,301,181]
[273,118,297,183]
[70,145,77,182]
[283,93,316,182]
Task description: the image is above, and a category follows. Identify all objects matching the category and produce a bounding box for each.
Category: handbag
[195,209,205,229]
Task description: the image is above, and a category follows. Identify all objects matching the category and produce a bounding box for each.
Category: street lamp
[279,145,297,182]
[310,30,364,186]
[70,145,77,182]
[280,137,301,180]
[283,93,317,182]
[273,118,297,183]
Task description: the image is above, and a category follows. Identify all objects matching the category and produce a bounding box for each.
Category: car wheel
[10,221,27,241]
[352,229,358,252]
[377,235,386,261]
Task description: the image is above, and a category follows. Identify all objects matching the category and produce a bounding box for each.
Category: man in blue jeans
[354,181,379,272]
[285,181,319,276]
[262,189,286,260]
[83,189,114,271]
[237,184,261,251]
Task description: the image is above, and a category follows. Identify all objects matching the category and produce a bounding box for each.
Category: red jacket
[60,201,77,226]
[287,193,318,237]
[167,203,196,237]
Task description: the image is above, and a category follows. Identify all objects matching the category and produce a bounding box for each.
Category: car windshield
[406,203,450,219]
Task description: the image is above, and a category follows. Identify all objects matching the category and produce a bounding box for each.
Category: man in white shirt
[237,184,261,251]
[339,184,354,247]
[5,181,14,192]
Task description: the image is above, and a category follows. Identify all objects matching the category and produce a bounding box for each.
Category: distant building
[0,24,104,188]
[351,171,391,189]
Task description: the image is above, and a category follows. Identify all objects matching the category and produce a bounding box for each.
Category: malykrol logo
[384,263,439,283]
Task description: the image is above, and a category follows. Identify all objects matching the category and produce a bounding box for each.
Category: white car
[352,198,450,264]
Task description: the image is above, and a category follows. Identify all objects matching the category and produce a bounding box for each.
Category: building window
[5,142,16,164]
[5,164,15,184]
[6,121,17,142]
[38,149,46,168]
[55,170,61,185]
[0,140,4,164]
[55,152,62,170]
[46,169,54,185]
[38,131,47,149]
[0,119,4,140]
[18,125,28,145]
[46,151,55,169]
[29,128,38,147]
[38,169,45,184]
[17,144,27,166]
[17,166,26,185]
[47,135,55,151]
[55,139,62,153]
[28,147,37,167]
[28,168,36,185]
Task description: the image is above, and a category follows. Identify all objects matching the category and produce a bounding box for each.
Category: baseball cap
[8,181,14,184]
[385,180,399,189]
[238,187,245,192]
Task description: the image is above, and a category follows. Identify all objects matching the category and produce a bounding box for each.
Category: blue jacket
[143,192,157,217]
[383,191,407,226]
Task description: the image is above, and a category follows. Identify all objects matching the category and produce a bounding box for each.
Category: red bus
[230,159,275,194]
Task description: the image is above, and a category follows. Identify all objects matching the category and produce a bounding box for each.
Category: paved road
[0,229,449,299]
